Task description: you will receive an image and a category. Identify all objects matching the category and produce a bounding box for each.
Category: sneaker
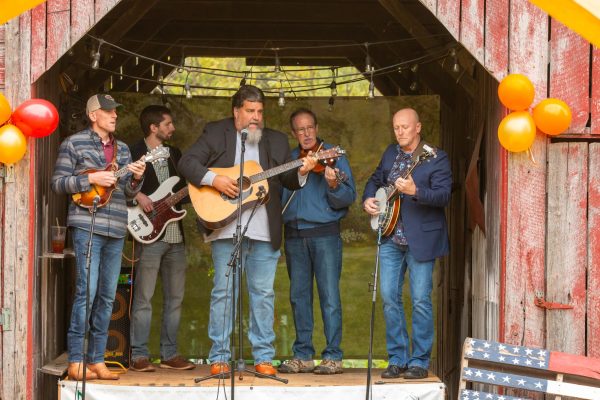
[381,364,407,379]
[278,358,315,373]
[314,359,343,375]
[404,366,428,379]
[159,355,196,370]
[210,361,231,378]
[130,357,156,372]
[255,361,277,376]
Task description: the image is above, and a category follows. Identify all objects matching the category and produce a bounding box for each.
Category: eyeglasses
[295,125,316,135]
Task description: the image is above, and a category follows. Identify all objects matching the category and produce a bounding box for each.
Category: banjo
[370,143,437,235]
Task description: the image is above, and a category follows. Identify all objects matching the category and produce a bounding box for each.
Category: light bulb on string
[157,65,164,83]
[367,73,375,99]
[119,65,123,80]
[274,50,281,73]
[91,49,101,69]
[328,96,335,112]
[450,48,460,74]
[278,87,286,108]
[330,80,338,97]
[364,43,371,72]
[185,82,192,99]
[410,80,418,92]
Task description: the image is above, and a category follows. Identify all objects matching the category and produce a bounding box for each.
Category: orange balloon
[498,74,535,111]
[0,92,11,126]
[498,111,536,153]
[0,124,27,164]
[532,98,572,136]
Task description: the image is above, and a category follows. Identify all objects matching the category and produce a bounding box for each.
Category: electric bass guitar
[127,176,189,244]
[72,146,170,210]
[189,147,345,230]
[370,144,437,235]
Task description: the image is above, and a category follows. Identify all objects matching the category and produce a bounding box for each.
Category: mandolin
[370,144,437,235]
[71,146,170,210]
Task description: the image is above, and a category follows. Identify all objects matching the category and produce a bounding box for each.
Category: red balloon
[11,99,59,138]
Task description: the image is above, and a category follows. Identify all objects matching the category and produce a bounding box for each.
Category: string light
[91,39,104,70]
[410,63,418,91]
[368,72,375,99]
[274,50,281,73]
[185,82,193,99]
[328,96,335,112]
[450,48,460,74]
[278,86,286,107]
[364,43,372,72]
[119,65,123,80]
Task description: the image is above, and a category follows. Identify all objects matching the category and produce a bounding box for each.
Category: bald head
[392,108,422,152]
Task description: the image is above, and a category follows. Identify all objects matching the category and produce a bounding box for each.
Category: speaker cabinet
[105,269,132,368]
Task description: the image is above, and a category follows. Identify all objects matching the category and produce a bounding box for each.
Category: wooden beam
[94,0,161,44]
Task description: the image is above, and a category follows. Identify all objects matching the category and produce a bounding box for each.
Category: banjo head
[370,187,391,230]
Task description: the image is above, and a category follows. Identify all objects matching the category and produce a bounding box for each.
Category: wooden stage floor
[59,365,446,399]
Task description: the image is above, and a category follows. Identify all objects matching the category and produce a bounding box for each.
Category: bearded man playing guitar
[178,85,317,378]
[128,105,195,373]
[362,108,452,380]
[51,94,146,381]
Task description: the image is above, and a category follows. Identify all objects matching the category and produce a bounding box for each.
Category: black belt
[284,222,340,238]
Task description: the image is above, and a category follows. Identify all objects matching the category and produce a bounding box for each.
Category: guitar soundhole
[220,176,254,204]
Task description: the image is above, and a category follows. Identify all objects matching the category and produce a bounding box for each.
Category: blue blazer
[363,143,452,262]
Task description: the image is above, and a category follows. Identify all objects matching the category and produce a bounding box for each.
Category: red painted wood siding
[437,0,461,39]
[484,0,509,80]
[550,20,590,133]
[503,0,548,349]
[592,47,600,133]
[30,2,46,84]
[460,0,484,64]
[588,143,600,358]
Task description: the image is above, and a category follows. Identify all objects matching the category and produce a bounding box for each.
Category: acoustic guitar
[370,144,437,235]
[71,146,170,210]
[127,176,188,244]
[189,147,345,230]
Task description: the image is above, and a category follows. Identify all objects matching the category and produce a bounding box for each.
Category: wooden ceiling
[61,0,475,99]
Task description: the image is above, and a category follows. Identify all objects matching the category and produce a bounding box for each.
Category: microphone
[93,195,101,204]
[240,128,249,141]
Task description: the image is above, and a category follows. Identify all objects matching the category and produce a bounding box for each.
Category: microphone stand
[365,215,384,400]
[80,195,100,400]
[194,130,288,392]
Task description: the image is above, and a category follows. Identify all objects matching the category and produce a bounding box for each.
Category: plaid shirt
[51,128,143,238]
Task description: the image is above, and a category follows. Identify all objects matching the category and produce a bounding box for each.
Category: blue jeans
[130,241,187,361]
[379,240,434,369]
[284,235,343,361]
[68,228,125,363]
[208,238,279,364]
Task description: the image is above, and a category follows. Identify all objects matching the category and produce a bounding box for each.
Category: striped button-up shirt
[51,128,142,238]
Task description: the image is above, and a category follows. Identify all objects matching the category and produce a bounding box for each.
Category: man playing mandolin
[51,94,146,381]
[178,85,317,377]
[362,108,452,380]
[279,108,356,375]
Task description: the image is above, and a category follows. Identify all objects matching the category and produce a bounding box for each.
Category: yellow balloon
[498,111,537,153]
[533,98,572,136]
[498,74,535,111]
[0,124,28,164]
[0,0,47,25]
[0,92,11,126]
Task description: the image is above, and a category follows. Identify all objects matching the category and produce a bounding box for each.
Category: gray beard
[246,128,262,145]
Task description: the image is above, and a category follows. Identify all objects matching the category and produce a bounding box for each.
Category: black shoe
[404,366,428,379]
[381,364,407,379]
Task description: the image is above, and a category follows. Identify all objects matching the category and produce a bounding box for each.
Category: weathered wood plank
[436,0,460,39]
[30,1,47,83]
[419,0,437,13]
[588,143,600,357]
[504,0,548,349]
[592,46,600,134]
[546,142,588,355]
[70,0,95,44]
[46,0,71,71]
[550,19,590,133]
[484,0,509,80]
[460,0,484,64]
[95,0,120,22]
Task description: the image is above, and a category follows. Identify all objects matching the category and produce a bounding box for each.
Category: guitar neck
[386,160,421,200]
[114,166,130,179]
[249,159,304,184]
[163,187,189,207]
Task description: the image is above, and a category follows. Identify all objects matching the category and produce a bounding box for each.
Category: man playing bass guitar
[362,108,452,380]
[128,105,195,372]
[51,94,146,381]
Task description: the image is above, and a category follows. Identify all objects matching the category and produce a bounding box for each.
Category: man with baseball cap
[52,93,146,381]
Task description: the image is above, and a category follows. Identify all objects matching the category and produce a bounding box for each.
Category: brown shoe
[255,361,277,376]
[210,361,231,378]
[130,357,156,372]
[88,362,120,380]
[160,355,196,370]
[67,362,98,381]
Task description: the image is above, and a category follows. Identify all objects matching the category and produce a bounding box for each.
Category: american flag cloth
[459,389,530,400]
[461,338,600,400]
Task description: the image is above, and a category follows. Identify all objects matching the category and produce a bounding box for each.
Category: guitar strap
[111,138,118,170]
